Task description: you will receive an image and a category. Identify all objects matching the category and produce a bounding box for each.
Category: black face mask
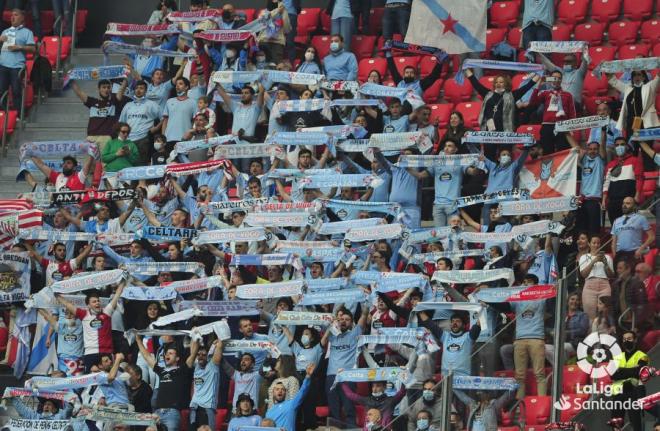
[222,10,232,22]
[623,340,635,351]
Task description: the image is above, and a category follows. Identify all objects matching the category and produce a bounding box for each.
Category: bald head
[635,263,652,280]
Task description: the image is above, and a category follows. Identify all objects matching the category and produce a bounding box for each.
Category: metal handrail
[53,15,63,79]
[18,64,26,128]
[0,90,10,157]
[70,0,78,58]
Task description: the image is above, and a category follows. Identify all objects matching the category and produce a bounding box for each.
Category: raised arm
[118,200,137,228]
[186,337,199,368]
[73,243,93,269]
[216,82,233,110]
[60,208,82,230]
[459,208,481,231]
[55,294,77,316]
[256,82,265,108]
[136,335,157,369]
[107,282,126,312]
[106,353,124,383]
[29,155,53,178]
[70,81,88,104]
[211,339,222,365]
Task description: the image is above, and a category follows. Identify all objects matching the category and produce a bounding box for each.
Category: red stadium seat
[557,0,588,25]
[358,57,387,82]
[507,27,523,48]
[297,8,320,37]
[75,9,88,34]
[523,396,552,425]
[517,124,541,141]
[654,44,660,57]
[320,10,331,34]
[559,394,590,422]
[391,56,420,78]
[525,369,552,396]
[0,111,18,135]
[442,78,473,104]
[551,23,573,41]
[583,95,614,115]
[490,1,520,28]
[455,101,482,128]
[640,19,660,45]
[40,10,54,35]
[423,79,444,103]
[368,7,384,36]
[590,0,622,23]
[587,46,616,70]
[376,34,403,55]
[311,35,331,59]
[563,365,589,393]
[351,35,376,61]
[617,44,650,60]
[23,84,34,109]
[582,72,609,98]
[573,22,606,46]
[214,409,228,431]
[478,76,495,95]
[315,406,329,419]
[512,73,527,89]
[235,9,254,22]
[40,36,72,66]
[485,28,508,55]
[428,103,453,128]
[607,20,641,46]
[623,0,653,21]
[643,171,659,201]
[419,55,448,78]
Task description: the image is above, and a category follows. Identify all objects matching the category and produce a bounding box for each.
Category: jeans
[382,5,410,40]
[0,66,21,111]
[286,13,297,62]
[521,23,552,50]
[189,406,216,431]
[540,123,569,155]
[156,408,181,431]
[52,0,73,36]
[326,375,356,426]
[513,339,547,399]
[432,203,456,227]
[353,0,371,33]
[331,17,353,51]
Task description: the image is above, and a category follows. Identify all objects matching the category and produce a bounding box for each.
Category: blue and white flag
[277,246,344,263]
[211,70,263,86]
[593,56,660,79]
[396,154,480,168]
[51,269,127,294]
[178,300,259,316]
[230,253,298,267]
[527,41,587,54]
[194,227,267,244]
[306,277,349,291]
[121,286,178,301]
[19,140,95,161]
[302,125,368,139]
[273,310,334,326]
[299,173,383,189]
[276,98,328,113]
[170,134,237,159]
[123,262,205,277]
[462,131,536,145]
[116,165,167,181]
[499,196,579,215]
[236,280,305,299]
[359,83,408,101]
[456,59,544,84]
[333,367,413,389]
[25,372,107,391]
[432,268,515,285]
[26,313,57,375]
[63,65,127,88]
[404,0,486,54]
[262,70,325,85]
[631,127,660,141]
[316,218,384,235]
[267,131,331,146]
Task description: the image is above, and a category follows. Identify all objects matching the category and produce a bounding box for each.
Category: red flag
[0,209,43,249]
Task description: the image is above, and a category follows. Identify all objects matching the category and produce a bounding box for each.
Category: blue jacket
[265,376,310,431]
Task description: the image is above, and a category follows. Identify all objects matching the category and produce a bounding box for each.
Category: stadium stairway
[0,48,120,199]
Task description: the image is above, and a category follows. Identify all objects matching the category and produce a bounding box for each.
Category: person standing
[568,131,606,235]
[0,9,34,111]
[382,0,410,41]
[118,80,162,165]
[326,0,355,51]
[607,71,659,140]
[322,34,358,81]
[528,71,576,154]
[611,197,654,266]
[602,140,644,224]
[579,234,614,320]
[101,122,140,173]
[521,0,553,49]
[162,77,197,150]
[187,338,222,431]
[610,331,649,431]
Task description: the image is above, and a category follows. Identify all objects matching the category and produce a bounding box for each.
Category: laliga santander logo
[576,332,621,378]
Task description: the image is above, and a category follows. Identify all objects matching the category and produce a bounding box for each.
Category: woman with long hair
[440,111,471,153]
[296,45,323,75]
[579,234,614,320]
[591,296,617,335]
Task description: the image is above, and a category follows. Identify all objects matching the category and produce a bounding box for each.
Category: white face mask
[499,154,511,165]
[329,42,340,52]
[633,81,643,88]
[615,145,626,156]
[494,87,505,94]
[256,56,266,63]
[305,52,314,61]
[226,50,236,59]
[176,91,186,97]
[154,142,163,152]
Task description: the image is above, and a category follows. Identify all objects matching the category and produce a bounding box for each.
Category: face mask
[422,390,435,401]
[633,81,643,88]
[499,155,511,165]
[222,10,232,21]
[154,142,163,152]
[305,52,314,61]
[623,340,635,351]
[176,91,186,97]
[403,76,415,84]
[372,391,384,398]
[256,56,266,63]
[494,87,505,94]
[563,65,573,72]
[329,42,340,52]
[417,418,429,430]
[262,366,272,373]
[301,335,310,345]
[226,50,236,59]
[615,145,626,157]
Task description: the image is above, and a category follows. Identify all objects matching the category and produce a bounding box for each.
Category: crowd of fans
[0,1,659,431]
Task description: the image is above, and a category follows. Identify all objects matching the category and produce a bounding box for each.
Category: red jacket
[529,88,576,123]
[603,153,644,200]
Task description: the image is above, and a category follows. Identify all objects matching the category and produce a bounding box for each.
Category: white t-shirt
[578,253,613,279]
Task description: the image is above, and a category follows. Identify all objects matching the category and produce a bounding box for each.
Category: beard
[62,167,73,176]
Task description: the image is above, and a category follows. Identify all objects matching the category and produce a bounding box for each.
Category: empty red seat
[368,7,384,36]
[419,55,448,78]
[75,9,88,34]
[517,124,541,141]
[642,171,659,200]
[422,79,443,103]
[608,20,641,46]
[214,409,228,431]
[583,95,614,115]
[591,0,622,23]
[618,43,650,60]
[523,396,551,425]
[557,0,588,25]
[351,35,376,61]
[315,406,329,419]
[40,36,71,66]
[320,10,331,34]
[563,365,589,393]
[582,72,609,98]
[551,23,573,41]
[574,22,606,46]
[485,28,508,55]
[442,78,473,104]
[623,0,653,21]
[391,56,420,78]
[0,111,18,135]
[311,35,331,59]
[640,20,660,45]
[507,27,522,48]
[587,46,616,69]
[455,101,482,128]
[358,57,387,82]
[477,76,496,94]
[297,8,320,37]
[654,44,660,57]
[428,103,453,128]
[490,1,520,28]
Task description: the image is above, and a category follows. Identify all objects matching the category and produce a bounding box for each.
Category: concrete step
[15,128,87,142]
[24,120,88,129]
